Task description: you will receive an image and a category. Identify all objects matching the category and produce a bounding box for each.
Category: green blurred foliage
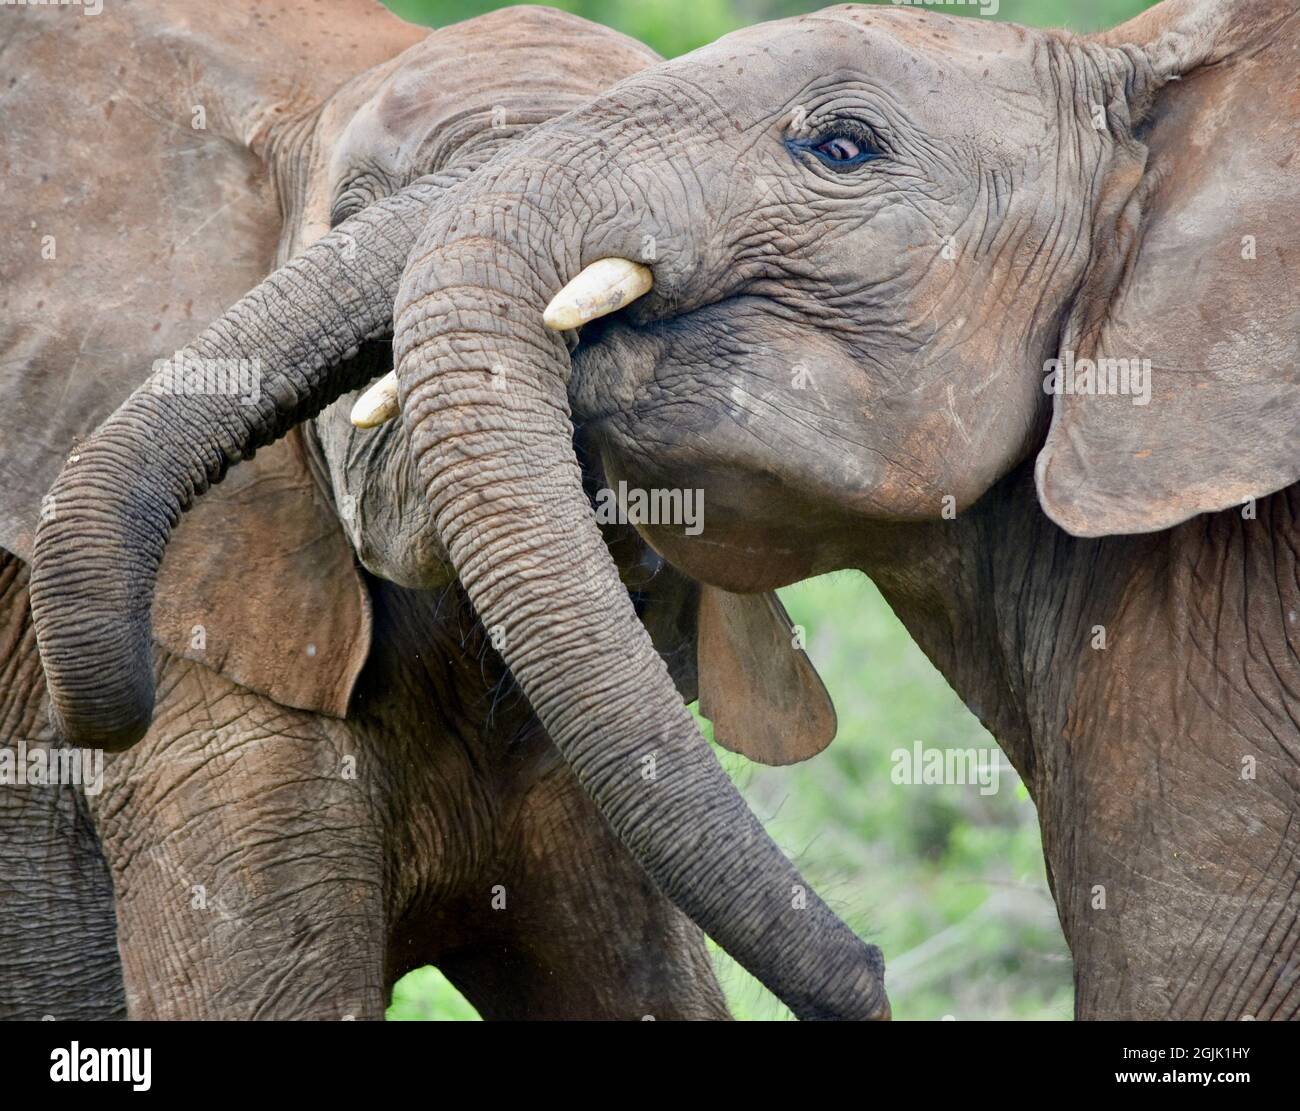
[388,966,483,1021]
[384,0,1158,58]
[702,574,1074,1020]
[380,0,1157,1021]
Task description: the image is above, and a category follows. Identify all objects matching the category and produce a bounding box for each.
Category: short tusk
[543,258,653,331]
[350,371,400,428]
[357,259,653,424]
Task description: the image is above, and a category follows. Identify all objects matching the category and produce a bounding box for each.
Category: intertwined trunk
[393,186,889,1020]
[29,148,890,1016]
[29,179,448,750]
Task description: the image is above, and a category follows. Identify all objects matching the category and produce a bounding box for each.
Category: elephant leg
[1045,771,1300,1020]
[87,655,388,1020]
[434,763,730,1020]
[0,552,123,1020]
[1035,567,1300,1021]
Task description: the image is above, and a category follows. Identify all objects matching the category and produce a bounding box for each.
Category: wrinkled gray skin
[3,3,726,1020]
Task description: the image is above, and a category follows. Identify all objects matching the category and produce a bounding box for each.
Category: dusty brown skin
[1,550,724,1020]
[1,2,736,1020]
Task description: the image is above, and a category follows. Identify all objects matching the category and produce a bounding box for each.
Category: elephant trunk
[28,179,449,751]
[393,183,890,1020]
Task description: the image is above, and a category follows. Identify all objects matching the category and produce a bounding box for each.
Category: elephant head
[15,2,879,1019]
[486,0,1292,1021]
[355,0,1294,603]
[537,0,1294,590]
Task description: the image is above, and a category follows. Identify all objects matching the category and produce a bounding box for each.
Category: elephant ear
[1034,0,1299,538]
[0,2,422,715]
[696,587,837,767]
[612,534,836,766]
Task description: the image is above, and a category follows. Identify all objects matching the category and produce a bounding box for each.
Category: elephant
[1,1,846,1020]
[350,0,1294,1019]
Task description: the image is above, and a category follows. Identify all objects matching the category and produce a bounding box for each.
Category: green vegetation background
[381,0,1156,1021]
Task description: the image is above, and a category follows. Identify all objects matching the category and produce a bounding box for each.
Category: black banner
[3,1019,1292,1097]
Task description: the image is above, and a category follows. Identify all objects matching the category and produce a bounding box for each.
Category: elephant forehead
[655,5,1049,132]
[329,7,660,185]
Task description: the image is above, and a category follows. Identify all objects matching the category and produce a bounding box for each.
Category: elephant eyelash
[785,121,883,172]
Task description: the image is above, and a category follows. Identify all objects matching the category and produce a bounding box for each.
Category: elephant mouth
[564,290,921,595]
[566,292,757,424]
[322,342,662,596]
[564,300,833,594]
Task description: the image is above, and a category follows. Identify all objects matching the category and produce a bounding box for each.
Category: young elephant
[291,0,1299,1018]
[2,1,834,1020]
[17,3,884,1020]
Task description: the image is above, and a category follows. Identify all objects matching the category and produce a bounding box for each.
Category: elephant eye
[817,136,863,162]
[786,129,880,171]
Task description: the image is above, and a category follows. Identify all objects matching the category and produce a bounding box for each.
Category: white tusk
[543,257,653,331]
[350,371,400,428]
